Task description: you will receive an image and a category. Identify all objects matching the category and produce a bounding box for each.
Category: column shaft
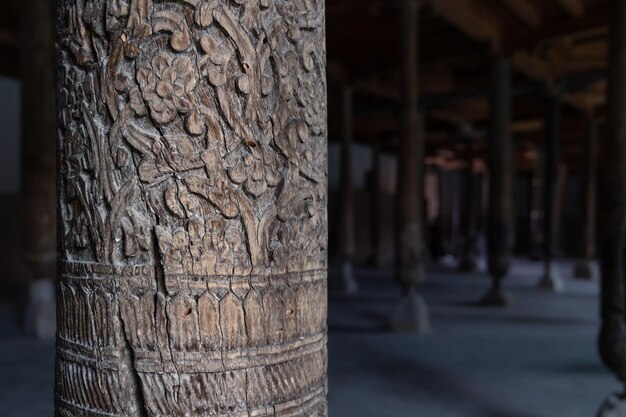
[459,139,477,272]
[20,0,56,281]
[338,88,358,293]
[55,1,328,416]
[370,141,382,266]
[529,152,544,260]
[582,119,598,260]
[574,118,598,280]
[483,56,513,306]
[391,0,429,332]
[538,95,564,291]
[20,0,57,339]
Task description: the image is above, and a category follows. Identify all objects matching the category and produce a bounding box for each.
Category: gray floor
[0,259,618,417]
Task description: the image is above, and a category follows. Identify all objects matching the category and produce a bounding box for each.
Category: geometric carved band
[57,262,327,417]
[56,347,327,417]
[57,386,326,417]
[56,331,326,373]
[134,332,327,373]
[60,261,326,294]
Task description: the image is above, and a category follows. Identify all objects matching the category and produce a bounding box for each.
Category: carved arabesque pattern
[55,0,327,416]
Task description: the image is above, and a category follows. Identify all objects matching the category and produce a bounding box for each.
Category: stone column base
[597,393,626,417]
[538,262,564,292]
[340,261,359,295]
[24,278,56,340]
[390,290,430,333]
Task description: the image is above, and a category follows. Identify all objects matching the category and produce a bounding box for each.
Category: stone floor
[0,259,618,417]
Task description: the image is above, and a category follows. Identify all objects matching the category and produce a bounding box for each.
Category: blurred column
[339,87,359,294]
[573,117,598,280]
[369,140,383,267]
[529,149,544,260]
[597,0,626,410]
[459,138,477,272]
[537,95,564,291]
[481,56,513,306]
[391,0,430,332]
[20,0,56,338]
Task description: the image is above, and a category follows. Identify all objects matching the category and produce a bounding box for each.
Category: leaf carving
[152,9,192,52]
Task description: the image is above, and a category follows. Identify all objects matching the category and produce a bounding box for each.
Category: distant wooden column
[459,139,477,272]
[339,87,359,294]
[20,0,56,338]
[370,141,383,267]
[574,117,598,280]
[20,0,56,279]
[529,150,544,260]
[391,0,430,332]
[481,56,513,306]
[597,0,626,406]
[537,95,565,291]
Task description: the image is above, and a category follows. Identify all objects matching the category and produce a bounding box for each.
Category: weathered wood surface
[55,1,328,416]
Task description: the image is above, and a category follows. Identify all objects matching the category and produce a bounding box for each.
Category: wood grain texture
[55,1,328,415]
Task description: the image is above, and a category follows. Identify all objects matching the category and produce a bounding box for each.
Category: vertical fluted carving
[55,1,328,416]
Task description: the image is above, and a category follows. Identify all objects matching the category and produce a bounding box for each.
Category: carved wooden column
[481,56,513,306]
[597,1,626,411]
[459,138,477,272]
[391,0,430,332]
[20,0,57,338]
[339,87,358,294]
[538,95,565,291]
[574,117,598,280]
[55,2,328,416]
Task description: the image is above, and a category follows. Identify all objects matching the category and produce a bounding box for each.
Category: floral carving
[199,33,233,88]
[58,0,328,272]
[137,52,198,125]
[227,148,282,197]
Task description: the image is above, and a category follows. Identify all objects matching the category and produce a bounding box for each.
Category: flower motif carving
[137,52,198,125]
